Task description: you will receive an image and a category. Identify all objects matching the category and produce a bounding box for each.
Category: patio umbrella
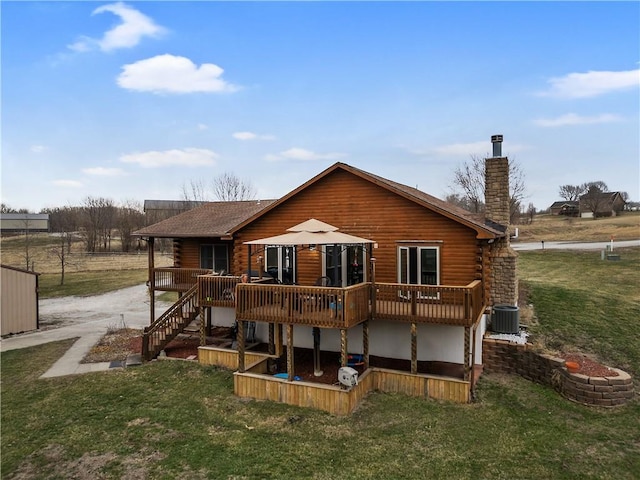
[244,218,374,246]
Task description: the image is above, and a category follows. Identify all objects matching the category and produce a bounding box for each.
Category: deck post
[148,237,155,324]
[463,326,471,382]
[340,328,348,367]
[286,324,294,381]
[471,322,478,399]
[362,320,369,369]
[238,320,246,373]
[410,322,417,374]
[268,322,275,355]
[199,312,206,347]
[276,323,283,357]
[205,307,212,337]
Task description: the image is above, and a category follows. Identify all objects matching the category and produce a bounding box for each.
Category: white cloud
[30,145,47,153]
[233,131,276,141]
[539,69,640,99]
[117,54,239,94]
[52,179,83,188]
[265,147,346,162]
[119,148,218,168]
[82,167,127,176]
[68,2,166,53]
[534,113,622,127]
[197,124,209,131]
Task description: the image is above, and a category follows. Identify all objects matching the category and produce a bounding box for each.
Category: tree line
[2,198,146,254]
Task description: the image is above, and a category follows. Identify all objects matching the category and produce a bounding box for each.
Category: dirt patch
[83,328,142,363]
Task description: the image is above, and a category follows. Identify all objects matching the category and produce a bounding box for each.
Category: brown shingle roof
[133,200,276,238]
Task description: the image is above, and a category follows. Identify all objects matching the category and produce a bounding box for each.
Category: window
[323,245,366,287]
[200,244,229,273]
[265,246,295,284]
[398,245,439,296]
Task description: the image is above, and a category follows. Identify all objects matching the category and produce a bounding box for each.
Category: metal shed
[1,265,40,336]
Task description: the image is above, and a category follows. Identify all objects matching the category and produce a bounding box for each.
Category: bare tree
[558,184,585,202]
[80,197,116,252]
[580,181,609,218]
[116,199,145,252]
[50,232,73,285]
[181,179,211,203]
[212,172,257,201]
[181,172,257,203]
[445,193,477,212]
[450,156,485,213]
[449,154,526,222]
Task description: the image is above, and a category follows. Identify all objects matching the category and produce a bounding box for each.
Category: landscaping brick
[588,377,609,386]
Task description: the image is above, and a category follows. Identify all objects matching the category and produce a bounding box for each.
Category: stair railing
[142,283,200,360]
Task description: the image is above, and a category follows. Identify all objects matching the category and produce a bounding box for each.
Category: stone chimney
[485,134,518,307]
[485,134,510,232]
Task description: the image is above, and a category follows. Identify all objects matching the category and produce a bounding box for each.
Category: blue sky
[2,1,639,213]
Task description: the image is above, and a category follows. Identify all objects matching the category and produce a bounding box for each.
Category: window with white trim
[398,245,440,286]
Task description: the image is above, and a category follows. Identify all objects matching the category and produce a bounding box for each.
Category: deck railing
[164,269,484,327]
[153,267,212,292]
[235,282,371,328]
[374,280,483,326]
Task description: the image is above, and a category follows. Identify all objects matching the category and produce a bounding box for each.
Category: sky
[2,1,639,213]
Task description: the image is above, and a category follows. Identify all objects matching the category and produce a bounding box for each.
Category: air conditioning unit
[338,367,359,387]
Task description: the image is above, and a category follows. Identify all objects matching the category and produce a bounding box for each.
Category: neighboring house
[134,139,518,413]
[579,192,626,218]
[1,265,40,336]
[549,201,579,216]
[0,213,49,234]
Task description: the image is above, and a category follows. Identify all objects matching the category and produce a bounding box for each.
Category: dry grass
[0,234,172,274]
[516,212,640,242]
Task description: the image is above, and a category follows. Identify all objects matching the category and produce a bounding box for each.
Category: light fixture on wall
[309,244,316,251]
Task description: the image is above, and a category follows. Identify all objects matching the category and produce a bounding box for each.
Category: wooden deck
[194,277,483,328]
[233,360,470,415]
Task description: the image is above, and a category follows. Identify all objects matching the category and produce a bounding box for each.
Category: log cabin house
[133,136,518,414]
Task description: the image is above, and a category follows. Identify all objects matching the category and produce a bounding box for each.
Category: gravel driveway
[1,284,171,352]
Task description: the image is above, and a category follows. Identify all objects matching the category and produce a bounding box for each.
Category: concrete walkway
[0,284,169,379]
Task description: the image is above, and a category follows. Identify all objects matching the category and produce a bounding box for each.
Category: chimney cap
[491,134,503,143]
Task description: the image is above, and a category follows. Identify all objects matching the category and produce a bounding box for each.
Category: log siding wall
[235,170,483,286]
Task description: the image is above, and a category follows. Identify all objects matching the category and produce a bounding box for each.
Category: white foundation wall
[281,315,487,364]
[209,307,270,343]
[211,306,486,364]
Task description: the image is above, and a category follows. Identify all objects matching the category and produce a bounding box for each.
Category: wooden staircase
[142,284,200,360]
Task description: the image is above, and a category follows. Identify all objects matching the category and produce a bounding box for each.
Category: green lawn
[38,270,149,299]
[2,248,639,479]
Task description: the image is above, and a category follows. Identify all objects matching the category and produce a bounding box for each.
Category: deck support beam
[268,323,275,355]
[286,324,294,381]
[470,321,478,398]
[362,320,369,369]
[238,320,246,373]
[340,328,348,367]
[463,326,471,382]
[411,322,418,374]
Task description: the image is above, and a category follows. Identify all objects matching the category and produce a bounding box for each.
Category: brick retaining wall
[483,338,634,407]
